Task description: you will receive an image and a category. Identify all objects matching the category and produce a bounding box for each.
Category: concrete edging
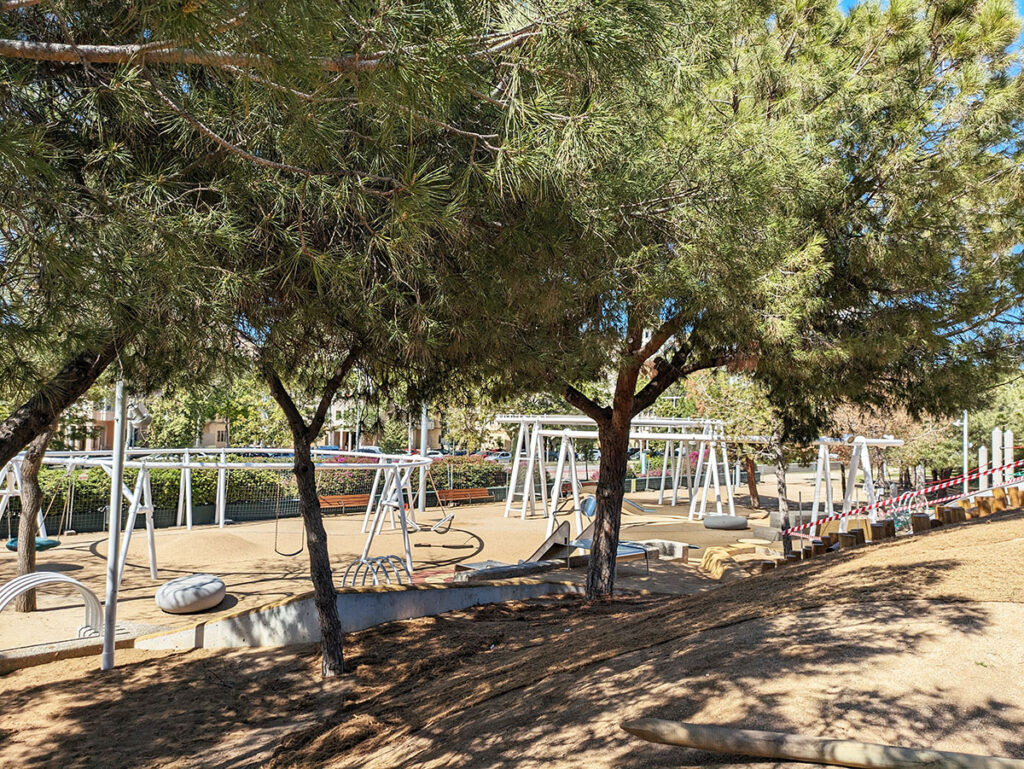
[135,577,583,651]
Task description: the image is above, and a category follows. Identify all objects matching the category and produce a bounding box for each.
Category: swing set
[2,461,74,553]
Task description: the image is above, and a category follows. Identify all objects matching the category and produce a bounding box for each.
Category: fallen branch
[621,720,1024,769]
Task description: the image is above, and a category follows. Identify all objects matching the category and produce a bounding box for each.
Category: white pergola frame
[0,420,430,670]
[498,414,738,535]
[497,414,903,536]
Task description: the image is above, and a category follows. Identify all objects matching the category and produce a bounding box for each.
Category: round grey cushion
[155,573,226,614]
[703,515,748,531]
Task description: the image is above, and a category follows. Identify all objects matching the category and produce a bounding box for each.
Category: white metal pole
[418,403,428,514]
[548,431,569,520]
[978,446,988,491]
[811,444,825,521]
[101,380,127,671]
[670,441,682,506]
[962,411,969,494]
[362,467,382,532]
[1004,429,1014,484]
[720,440,736,516]
[505,422,526,516]
[520,422,540,519]
[992,427,1003,487]
[184,450,193,530]
[658,440,671,504]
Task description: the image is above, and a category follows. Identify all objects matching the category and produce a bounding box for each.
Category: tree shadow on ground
[3,534,1023,769]
[259,551,1024,768]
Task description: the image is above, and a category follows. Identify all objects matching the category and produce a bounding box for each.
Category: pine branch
[308,347,361,439]
[0,23,544,73]
[563,384,612,423]
[631,351,734,417]
[141,69,398,186]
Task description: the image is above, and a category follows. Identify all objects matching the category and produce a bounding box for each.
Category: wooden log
[977,497,993,518]
[850,527,866,545]
[910,513,931,534]
[930,517,944,528]
[883,519,896,539]
[992,488,1007,512]
[820,535,833,549]
[837,532,858,549]
[870,522,886,542]
[802,545,814,560]
[760,559,777,572]
[620,719,1024,769]
[937,506,953,524]
[784,553,801,565]
[811,539,826,556]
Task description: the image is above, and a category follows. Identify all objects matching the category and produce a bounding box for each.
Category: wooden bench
[435,487,494,505]
[318,493,372,514]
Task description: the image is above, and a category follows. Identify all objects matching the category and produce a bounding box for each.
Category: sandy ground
[1,470,808,654]
[1,510,1022,768]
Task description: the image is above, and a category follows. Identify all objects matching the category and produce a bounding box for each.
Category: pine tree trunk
[0,340,121,468]
[15,423,57,612]
[774,446,792,556]
[745,455,760,509]
[586,417,630,600]
[291,431,346,676]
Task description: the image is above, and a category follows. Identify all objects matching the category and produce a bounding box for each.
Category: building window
[216,430,226,443]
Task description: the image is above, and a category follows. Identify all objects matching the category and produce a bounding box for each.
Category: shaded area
[0,513,1022,768]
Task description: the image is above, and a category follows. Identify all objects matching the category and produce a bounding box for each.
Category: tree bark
[0,340,122,468]
[745,454,760,509]
[774,445,792,556]
[14,422,57,612]
[583,359,639,600]
[290,432,346,676]
[587,416,631,599]
[261,357,358,677]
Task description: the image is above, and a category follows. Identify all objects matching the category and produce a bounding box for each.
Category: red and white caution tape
[781,458,1024,536]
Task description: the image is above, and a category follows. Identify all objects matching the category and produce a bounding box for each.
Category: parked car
[426,450,444,461]
[356,445,383,455]
[485,451,513,463]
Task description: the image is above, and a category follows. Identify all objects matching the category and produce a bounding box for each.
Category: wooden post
[837,532,858,549]
[784,553,801,565]
[811,539,826,556]
[850,527,866,545]
[883,519,896,539]
[802,545,813,560]
[760,559,777,572]
[869,522,886,542]
[910,513,930,534]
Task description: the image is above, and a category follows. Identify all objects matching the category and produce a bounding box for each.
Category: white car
[485,451,513,463]
[426,450,444,461]
[356,445,383,455]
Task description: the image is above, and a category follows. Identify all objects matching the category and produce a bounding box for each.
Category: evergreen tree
[501,0,1024,598]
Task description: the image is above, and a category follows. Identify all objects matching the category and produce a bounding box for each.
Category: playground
[0,479,781,658]
[2,508,1022,768]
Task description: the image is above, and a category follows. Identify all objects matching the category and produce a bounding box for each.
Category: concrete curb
[135,577,584,651]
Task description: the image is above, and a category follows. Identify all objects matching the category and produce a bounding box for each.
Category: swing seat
[5,537,60,553]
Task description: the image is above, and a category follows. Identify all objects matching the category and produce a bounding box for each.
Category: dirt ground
[2,510,1022,768]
